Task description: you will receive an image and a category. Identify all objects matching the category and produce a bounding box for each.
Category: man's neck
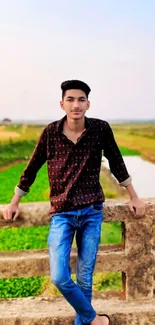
[64,116,85,133]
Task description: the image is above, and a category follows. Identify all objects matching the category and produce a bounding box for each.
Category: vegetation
[0,140,36,166]
[112,123,155,163]
[118,146,140,156]
[0,124,44,166]
[0,277,45,299]
[0,163,49,204]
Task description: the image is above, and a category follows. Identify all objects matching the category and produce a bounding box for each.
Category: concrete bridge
[0,199,155,325]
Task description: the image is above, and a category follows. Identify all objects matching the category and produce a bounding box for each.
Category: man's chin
[71,113,85,120]
[72,116,84,121]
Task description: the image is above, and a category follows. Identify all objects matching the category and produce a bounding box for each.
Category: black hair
[61,80,91,99]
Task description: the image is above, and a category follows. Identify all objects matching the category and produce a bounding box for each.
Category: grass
[0,222,122,252]
[0,277,45,299]
[0,124,44,166]
[0,225,49,251]
[112,123,155,163]
[0,163,49,204]
[118,146,140,156]
[0,140,36,166]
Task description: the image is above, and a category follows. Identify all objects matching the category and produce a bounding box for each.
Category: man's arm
[3,126,47,221]
[102,122,145,216]
[15,126,47,195]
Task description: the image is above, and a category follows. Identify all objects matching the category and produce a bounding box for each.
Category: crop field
[112,123,155,163]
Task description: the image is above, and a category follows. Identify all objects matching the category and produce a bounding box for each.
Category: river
[102,156,155,198]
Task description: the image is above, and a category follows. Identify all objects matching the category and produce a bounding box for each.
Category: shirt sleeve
[15,127,47,196]
[102,122,132,187]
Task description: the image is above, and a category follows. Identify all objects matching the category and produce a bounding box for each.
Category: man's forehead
[64,89,87,97]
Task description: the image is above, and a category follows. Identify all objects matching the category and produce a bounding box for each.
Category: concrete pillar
[124,216,154,301]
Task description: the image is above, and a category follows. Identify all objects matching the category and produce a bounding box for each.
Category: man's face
[60,89,90,120]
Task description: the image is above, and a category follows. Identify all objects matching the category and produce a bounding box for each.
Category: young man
[3,80,145,325]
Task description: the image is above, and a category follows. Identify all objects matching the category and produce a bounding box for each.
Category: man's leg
[47,212,97,324]
[75,204,103,325]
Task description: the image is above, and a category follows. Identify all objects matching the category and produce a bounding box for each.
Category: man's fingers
[3,206,18,221]
[135,208,140,216]
[13,210,19,221]
[7,209,13,220]
[135,207,144,217]
[3,209,8,220]
[128,202,135,214]
[127,201,145,218]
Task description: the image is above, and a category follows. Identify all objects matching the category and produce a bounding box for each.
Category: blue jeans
[47,203,104,325]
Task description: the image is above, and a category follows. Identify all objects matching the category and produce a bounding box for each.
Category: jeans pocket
[92,203,103,211]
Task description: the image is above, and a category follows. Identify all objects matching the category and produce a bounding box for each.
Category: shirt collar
[56,115,92,134]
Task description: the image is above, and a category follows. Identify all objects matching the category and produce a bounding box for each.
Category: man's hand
[3,203,19,221]
[127,197,145,217]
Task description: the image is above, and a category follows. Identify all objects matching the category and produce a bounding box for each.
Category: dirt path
[0,160,27,172]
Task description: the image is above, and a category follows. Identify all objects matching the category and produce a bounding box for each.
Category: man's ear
[60,100,65,110]
[86,101,90,110]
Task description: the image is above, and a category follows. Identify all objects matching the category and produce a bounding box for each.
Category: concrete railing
[0,198,155,324]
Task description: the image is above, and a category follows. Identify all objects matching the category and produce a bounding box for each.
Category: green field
[0,163,49,204]
[0,140,36,166]
[0,124,44,166]
[112,123,155,163]
[118,146,140,156]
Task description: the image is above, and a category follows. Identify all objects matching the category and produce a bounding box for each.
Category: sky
[0,0,155,121]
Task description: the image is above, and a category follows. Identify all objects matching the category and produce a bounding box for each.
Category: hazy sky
[1,0,155,121]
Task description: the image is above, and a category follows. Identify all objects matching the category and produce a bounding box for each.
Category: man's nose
[73,100,80,108]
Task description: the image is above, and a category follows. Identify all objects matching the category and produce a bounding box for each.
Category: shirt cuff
[119,176,132,187]
[14,185,28,197]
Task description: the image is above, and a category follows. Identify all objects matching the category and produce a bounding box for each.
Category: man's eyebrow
[66,96,86,99]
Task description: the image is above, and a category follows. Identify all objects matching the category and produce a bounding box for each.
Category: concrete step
[0,296,155,325]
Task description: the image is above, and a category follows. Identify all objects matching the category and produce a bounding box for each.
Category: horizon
[0,117,155,125]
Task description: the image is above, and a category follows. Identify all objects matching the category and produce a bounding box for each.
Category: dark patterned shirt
[16,115,131,213]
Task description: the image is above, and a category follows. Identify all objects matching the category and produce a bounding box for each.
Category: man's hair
[61,80,91,99]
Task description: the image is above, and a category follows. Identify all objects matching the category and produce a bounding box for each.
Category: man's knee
[51,273,71,289]
[77,275,92,289]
